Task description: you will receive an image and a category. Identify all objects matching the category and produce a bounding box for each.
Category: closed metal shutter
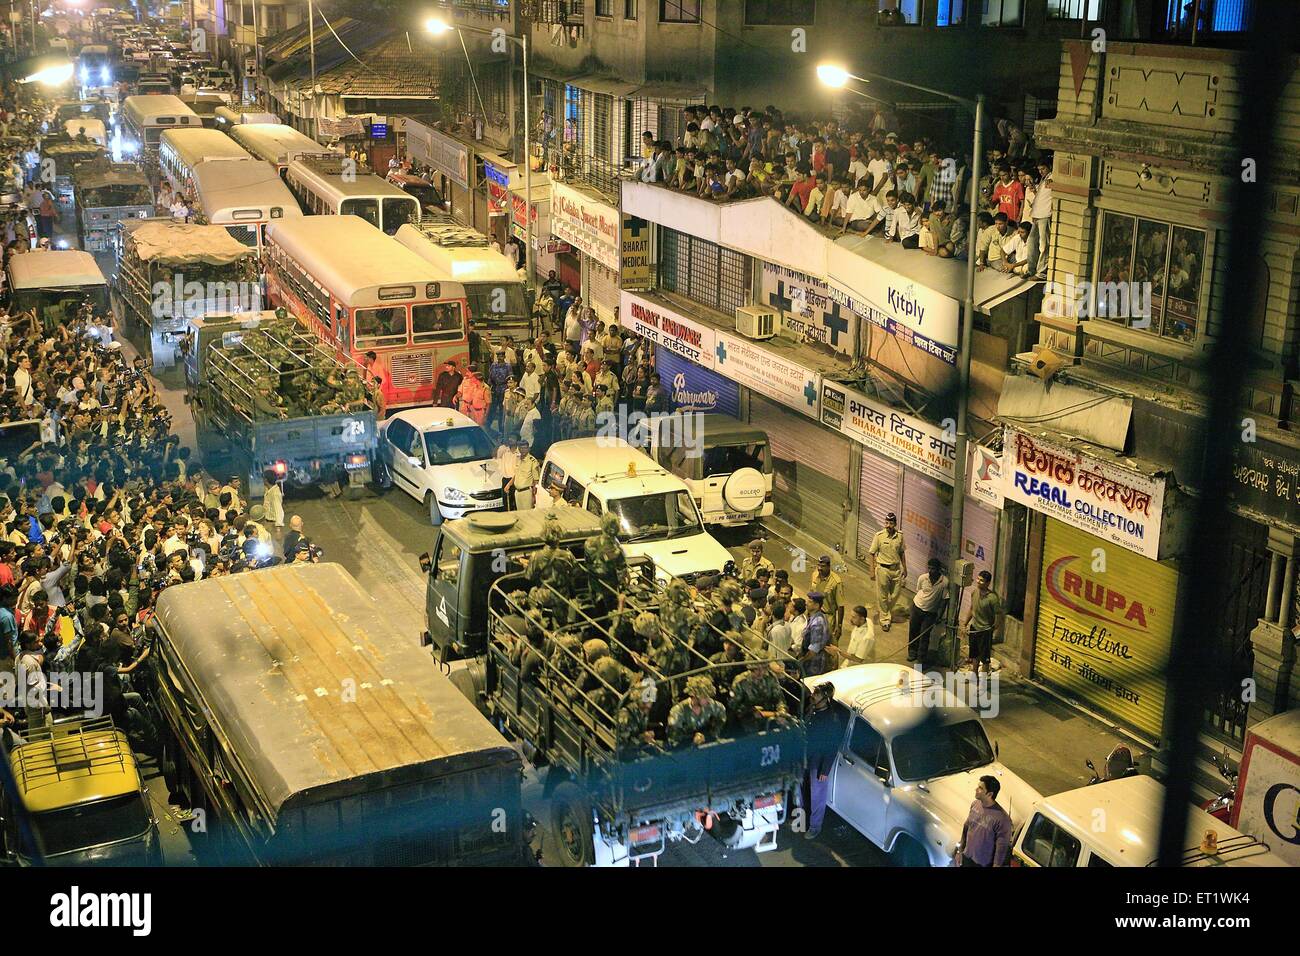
[752,394,851,551]
[856,447,902,561]
[585,255,620,324]
[1033,518,1176,741]
[900,470,1000,576]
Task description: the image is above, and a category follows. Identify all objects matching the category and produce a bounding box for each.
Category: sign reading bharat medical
[715,330,820,418]
[621,214,652,290]
[551,182,620,271]
[1034,519,1176,740]
[619,291,716,368]
[1001,426,1166,559]
[821,382,956,483]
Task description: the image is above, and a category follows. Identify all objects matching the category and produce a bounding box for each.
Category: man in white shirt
[496,441,519,508]
[519,360,541,403]
[1030,161,1053,277]
[11,354,32,405]
[886,194,921,247]
[866,145,892,195]
[519,397,541,448]
[842,183,881,234]
[847,154,870,187]
[999,220,1032,274]
[788,598,808,657]
[909,558,949,665]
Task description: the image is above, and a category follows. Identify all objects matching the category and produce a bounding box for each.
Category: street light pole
[427,19,533,287]
[306,0,316,135]
[820,65,985,661]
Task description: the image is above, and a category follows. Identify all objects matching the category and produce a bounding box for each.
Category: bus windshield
[465,282,527,322]
[382,197,419,235]
[412,302,463,344]
[341,197,379,228]
[354,306,407,346]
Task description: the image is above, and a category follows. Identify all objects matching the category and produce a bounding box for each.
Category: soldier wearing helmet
[667,676,726,747]
[526,515,578,602]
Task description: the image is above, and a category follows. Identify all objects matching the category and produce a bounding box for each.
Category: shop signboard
[820,382,956,484]
[715,330,819,418]
[551,181,620,271]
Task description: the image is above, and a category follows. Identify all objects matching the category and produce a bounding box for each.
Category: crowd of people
[638,103,1051,278]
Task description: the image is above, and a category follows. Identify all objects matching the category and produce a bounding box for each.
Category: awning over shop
[996,372,1133,452]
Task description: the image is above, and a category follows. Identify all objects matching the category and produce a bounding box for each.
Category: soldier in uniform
[740,538,776,582]
[340,369,370,410]
[667,676,727,748]
[729,659,788,731]
[617,678,660,751]
[583,511,626,609]
[866,512,907,633]
[581,637,634,719]
[548,631,585,701]
[571,389,596,438]
[810,553,848,641]
[527,515,578,606]
[593,383,615,423]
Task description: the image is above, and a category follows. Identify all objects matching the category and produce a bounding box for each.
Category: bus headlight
[101,66,111,83]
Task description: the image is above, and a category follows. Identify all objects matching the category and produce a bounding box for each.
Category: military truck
[483,555,807,866]
[39,137,107,206]
[73,161,152,253]
[185,311,377,498]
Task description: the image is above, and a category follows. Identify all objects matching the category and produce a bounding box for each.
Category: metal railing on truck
[485,568,808,827]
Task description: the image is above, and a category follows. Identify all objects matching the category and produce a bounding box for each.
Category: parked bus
[192,159,302,250]
[212,106,280,130]
[395,217,531,343]
[118,94,200,160]
[265,215,470,408]
[158,126,254,196]
[285,153,420,235]
[228,123,322,177]
[150,563,528,866]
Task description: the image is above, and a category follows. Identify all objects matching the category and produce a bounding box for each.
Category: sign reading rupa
[1002,426,1166,559]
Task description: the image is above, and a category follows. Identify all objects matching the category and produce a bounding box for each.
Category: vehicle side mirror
[418,551,432,575]
[1085,759,1096,772]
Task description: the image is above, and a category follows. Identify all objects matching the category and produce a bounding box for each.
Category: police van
[538,437,733,582]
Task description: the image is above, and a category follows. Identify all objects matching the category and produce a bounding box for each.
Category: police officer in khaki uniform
[868,512,907,632]
[809,556,846,641]
[510,439,541,510]
[739,538,775,582]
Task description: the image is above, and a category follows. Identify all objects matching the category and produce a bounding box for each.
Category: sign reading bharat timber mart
[619,291,717,368]
[820,382,956,484]
[550,182,620,271]
[715,330,820,418]
[1001,426,1166,559]
[621,214,652,290]
[1034,519,1176,740]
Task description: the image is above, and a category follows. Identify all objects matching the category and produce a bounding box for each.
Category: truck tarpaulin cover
[127,222,257,267]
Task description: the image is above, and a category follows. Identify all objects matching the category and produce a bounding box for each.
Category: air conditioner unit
[736,305,777,340]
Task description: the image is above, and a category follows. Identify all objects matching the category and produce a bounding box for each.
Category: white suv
[804,664,1042,866]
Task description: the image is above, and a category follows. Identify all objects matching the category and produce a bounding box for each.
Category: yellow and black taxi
[2,717,162,866]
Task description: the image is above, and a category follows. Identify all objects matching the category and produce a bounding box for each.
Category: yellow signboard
[1034,518,1178,740]
[620,214,652,291]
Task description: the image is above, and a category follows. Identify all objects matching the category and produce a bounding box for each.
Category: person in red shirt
[785,170,817,214]
[991,166,1025,223]
[0,544,15,587]
[810,139,827,174]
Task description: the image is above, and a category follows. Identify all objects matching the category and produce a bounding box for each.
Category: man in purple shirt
[956,775,1013,867]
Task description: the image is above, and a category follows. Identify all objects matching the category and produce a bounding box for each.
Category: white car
[804,664,1042,866]
[378,407,503,525]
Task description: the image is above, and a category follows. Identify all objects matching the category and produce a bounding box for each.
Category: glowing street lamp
[423,17,453,35]
[24,61,74,85]
[815,64,851,89]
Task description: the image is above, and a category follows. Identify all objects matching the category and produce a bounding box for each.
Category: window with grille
[625,0,638,16]
[659,229,751,315]
[1046,0,1102,18]
[539,0,586,25]
[982,0,1024,27]
[745,1,816,25]
[592,93,611,163]
[660,0,700,23]
[936,0,965,25]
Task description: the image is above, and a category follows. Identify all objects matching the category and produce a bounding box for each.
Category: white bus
[227,123,323,177]
[118,94,201,159]
[212,106,280,131]
[192,159,303,250]
[285,153,420,236]
[264,216,470,409]
[395,219,531,341]
[158,127,255,197]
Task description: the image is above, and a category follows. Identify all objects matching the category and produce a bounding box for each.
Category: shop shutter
[1033,518,1177,741]
[856,448,902,561]
[586,255,621,324]
[556,251,581,295]
[753,394,851,551]
[901,469,1000,576]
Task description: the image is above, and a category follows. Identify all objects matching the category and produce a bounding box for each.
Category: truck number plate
[760,745,781,767]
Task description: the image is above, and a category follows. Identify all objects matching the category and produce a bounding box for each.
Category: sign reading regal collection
[821,382,956,485]
[1034,519,1176,740]
[1001,426,1166,559]
[619,291,820,418]
[551,182,620,272]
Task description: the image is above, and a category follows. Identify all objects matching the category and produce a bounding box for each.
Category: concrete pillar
[1249,528,1299,724]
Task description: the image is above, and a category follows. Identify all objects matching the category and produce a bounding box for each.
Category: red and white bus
[264,216,470,408]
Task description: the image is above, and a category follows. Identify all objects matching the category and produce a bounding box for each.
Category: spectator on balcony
[975,212,1010,271]
[638,140,671,183]
[1028,158,1053,278]
[801,173,827,222]
[746,158,770,194]
[948,204,973,261]
[892,162,918,203]
[809,138,828,176]
[991,165,1024,223]
[865,143,891,195]
[887,192,922,249]
[923,202,951,257]
[742,116,765,163]
[785,169,817,217]
[998,220,1034,275]
[842,181,881,234]
[846,149,870,188]
[640,130,656,161]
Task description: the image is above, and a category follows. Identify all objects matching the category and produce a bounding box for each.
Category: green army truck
[73,161,152,254]
[185,311,377,498]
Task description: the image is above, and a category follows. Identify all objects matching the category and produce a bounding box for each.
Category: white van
[1012,775,1289,867]
[639,413,773,527]
[538,437,733,581]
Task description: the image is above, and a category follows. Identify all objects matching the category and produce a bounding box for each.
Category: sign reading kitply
[551,182,620,271]
[1002,427,1166,559]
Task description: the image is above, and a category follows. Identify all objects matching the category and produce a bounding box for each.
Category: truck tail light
[273,460,287,476]
[629,825,659,846]
[347,453,367,466]
[754,793,782,811]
